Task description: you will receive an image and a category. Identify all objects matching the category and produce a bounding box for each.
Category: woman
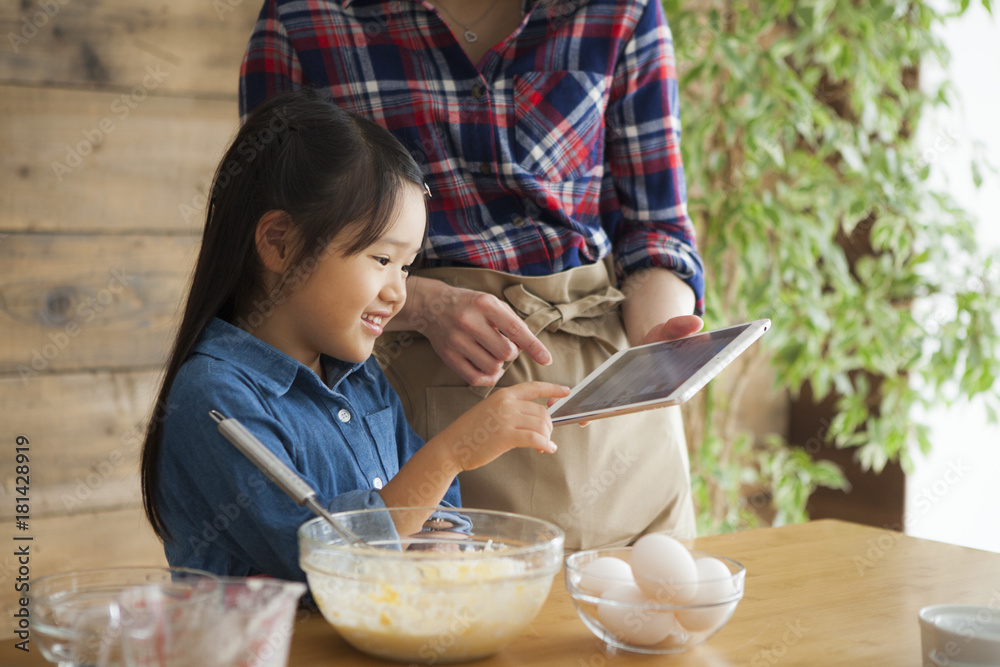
[240,0,705,549]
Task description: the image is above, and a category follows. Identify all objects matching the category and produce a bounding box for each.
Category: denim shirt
[157,318,463,582]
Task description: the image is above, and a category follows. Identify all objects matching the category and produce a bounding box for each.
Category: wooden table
[6,520,999,665]
[286,519,1000,666]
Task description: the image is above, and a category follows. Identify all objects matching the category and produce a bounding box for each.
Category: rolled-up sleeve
[605,0,704,315]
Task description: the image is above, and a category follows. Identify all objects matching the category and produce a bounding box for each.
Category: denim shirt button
[372,477,383,489]
[337,409,351,423]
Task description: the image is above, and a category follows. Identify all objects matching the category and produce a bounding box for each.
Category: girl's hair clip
[423,182,432,198]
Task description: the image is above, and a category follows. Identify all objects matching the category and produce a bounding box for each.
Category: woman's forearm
[384,275,445,332]
[620,268,697,346]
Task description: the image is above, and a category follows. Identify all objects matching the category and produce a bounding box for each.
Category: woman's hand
[432,381,570,471]
[389,276,552,386]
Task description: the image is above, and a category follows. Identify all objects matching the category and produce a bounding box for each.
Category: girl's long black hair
[141,88,424,540]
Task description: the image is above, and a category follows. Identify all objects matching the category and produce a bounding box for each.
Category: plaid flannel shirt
[240,0,704,313]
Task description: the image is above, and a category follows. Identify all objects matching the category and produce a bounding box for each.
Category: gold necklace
[434,0,501,43]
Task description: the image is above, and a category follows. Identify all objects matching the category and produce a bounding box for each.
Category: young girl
[140,88,569,582]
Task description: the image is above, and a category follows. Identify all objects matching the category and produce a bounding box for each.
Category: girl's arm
[376,381,569,536]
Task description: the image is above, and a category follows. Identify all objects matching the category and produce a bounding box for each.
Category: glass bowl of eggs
[564,534,745,655]
[299,507,564,664]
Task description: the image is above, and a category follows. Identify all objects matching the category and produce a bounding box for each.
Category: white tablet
[547,319,771,425]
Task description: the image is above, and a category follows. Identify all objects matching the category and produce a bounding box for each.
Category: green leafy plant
[664,0,1000,534]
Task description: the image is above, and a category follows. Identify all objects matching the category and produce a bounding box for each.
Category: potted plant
[665,0,1000,533]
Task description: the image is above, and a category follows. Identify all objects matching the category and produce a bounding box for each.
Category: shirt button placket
[334,406,385,492]
[470,79,493,179]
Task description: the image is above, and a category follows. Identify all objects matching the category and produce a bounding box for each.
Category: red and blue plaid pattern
[240,0,704,313]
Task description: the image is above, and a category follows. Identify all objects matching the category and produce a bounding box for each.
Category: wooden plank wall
[0,0,260,638]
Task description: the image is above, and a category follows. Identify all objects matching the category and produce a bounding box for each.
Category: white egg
[676,557,738,632]
[597,582,681,647]
[629,534,698,603]
[576,556,634,596]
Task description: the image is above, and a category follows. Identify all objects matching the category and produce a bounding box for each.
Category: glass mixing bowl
[299,507,564,664]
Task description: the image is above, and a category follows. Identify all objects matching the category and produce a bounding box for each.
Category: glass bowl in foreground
[298,507,564,664]
[565,547,745,655]
[29,566,220,666]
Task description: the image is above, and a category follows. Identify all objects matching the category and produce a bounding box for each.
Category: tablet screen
[549,323,753,420]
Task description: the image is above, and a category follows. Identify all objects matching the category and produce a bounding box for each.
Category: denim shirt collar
[194,318,374,396]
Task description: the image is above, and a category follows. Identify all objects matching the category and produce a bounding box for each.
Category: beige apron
[375,260,695,549]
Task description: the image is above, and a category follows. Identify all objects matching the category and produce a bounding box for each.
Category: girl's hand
[432,382,570,471]
[391,277,552,386]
